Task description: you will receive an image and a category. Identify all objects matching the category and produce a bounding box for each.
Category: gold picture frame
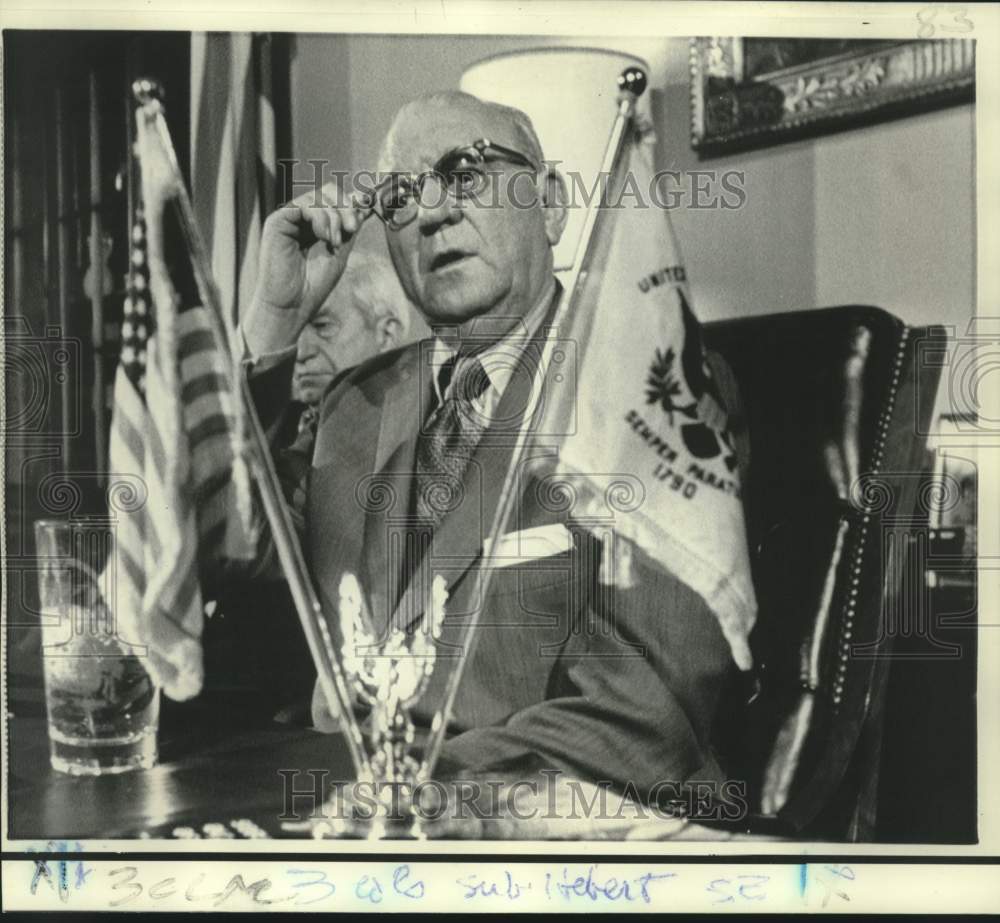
[690,38,975,158]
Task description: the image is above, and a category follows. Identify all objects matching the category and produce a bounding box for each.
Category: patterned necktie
[414,354,491,526]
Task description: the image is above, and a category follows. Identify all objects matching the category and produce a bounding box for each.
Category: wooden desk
[8,694,353,840]
[8,691,778,843]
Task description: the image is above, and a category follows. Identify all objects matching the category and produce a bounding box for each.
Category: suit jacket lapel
[307,381,382,639]
[362,343,436,632]
[385,322,555,636]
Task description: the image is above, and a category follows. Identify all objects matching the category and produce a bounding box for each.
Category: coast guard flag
[107,108,255,700]
[541,130,757,670]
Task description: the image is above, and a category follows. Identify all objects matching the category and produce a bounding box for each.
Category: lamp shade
[460,47,651,273]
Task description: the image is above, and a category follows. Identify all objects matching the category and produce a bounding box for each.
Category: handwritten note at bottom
[3,858,998,912]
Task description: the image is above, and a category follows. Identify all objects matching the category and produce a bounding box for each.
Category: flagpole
[418,67,648,784]
[130,79,372,782]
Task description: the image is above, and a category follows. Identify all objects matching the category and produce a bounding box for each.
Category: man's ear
[375,315,403,352]
[541,167,568,247]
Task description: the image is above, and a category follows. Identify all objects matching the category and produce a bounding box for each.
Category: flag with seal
[539,127,757,670]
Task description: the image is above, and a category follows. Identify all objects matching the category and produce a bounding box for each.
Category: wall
[814,103,975,332]
[656,81,820,322]
[287,34,976,332]
[287,34,531,190]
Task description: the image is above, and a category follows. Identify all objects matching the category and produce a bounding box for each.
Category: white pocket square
[482,523,573,568]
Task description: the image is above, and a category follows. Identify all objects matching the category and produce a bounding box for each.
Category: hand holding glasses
[360,137,539,230]
[245,138,539,356]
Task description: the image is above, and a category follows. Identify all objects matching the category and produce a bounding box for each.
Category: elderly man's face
[293,293,380,405]
[382,99,561,333]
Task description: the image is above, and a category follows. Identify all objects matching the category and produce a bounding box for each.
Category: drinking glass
[34,519,159,775]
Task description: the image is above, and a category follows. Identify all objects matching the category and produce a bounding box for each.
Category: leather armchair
[704,306,946,841]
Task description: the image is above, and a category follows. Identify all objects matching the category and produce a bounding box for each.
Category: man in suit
[241,91,738,809]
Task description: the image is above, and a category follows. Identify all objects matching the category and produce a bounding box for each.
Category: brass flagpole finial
[617,66,647,101]
[132,77,165,106]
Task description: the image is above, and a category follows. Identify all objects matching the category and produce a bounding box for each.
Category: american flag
[107,191,255,701]
[190,32,277,323]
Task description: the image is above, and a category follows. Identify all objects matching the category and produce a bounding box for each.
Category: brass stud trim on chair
[832,327,910,708]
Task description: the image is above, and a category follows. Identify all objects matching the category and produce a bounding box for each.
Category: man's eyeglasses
[363,138,539,230]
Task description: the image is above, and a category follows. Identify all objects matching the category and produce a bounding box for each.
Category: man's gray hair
[340,249,412,338]
[377,90,545,175]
